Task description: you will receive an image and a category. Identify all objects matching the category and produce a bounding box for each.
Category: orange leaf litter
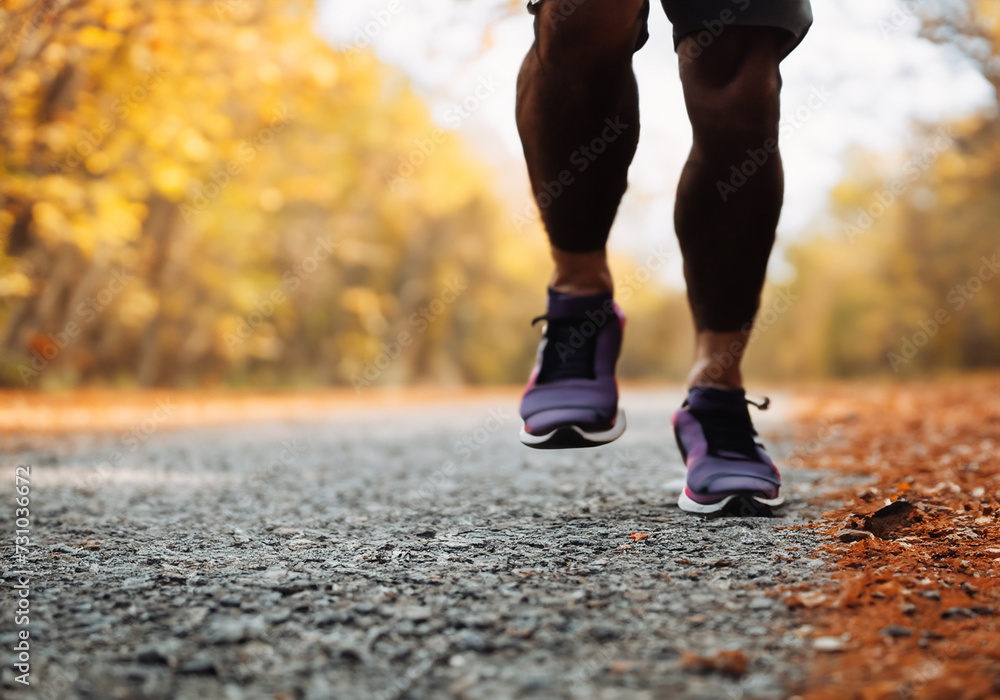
[788,375,1000,700]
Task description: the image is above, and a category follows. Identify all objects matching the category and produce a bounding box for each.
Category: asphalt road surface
[1,388,853,700]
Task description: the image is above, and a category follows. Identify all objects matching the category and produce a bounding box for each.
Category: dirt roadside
[787,375,1000,700]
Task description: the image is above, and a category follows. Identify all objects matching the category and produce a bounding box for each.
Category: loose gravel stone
[812,636,847,652]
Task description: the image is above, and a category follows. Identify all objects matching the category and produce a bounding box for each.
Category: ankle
[687,330,748,390]
[550,247,613,296]
[551,281,614,298]
[687,365,743,390]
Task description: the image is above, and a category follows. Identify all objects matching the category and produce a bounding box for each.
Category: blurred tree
[919,0,1000,103]
[0,0,559,388]
[746,123,999,379]
[741,0,1000,380]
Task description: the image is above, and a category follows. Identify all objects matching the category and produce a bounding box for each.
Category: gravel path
[2,389,853,700]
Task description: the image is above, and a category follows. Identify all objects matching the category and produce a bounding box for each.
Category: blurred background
[0,0,997,391]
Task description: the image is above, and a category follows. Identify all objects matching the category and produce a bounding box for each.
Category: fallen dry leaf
[788,590,828,609]
[680,650,747,678]
[629,532,650,542]
[836,528,873,543]
[862,499,920,538]
[608,661,633,674]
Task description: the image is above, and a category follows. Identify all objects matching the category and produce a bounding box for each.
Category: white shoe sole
[678,491,785,515]
[519,409,626,449]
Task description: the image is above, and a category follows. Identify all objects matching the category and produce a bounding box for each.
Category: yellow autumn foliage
[1,0,996,389]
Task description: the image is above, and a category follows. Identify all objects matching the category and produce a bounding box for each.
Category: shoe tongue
[546,287,613,319]
[687,386,747,412]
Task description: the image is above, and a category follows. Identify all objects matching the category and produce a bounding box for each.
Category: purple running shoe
[673,387,784,514]
[519,288,626,449]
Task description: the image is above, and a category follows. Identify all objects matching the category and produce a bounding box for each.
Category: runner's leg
[673,27,785,388]
[516,0,647,295]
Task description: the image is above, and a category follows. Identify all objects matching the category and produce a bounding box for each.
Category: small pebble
[837,529,873,543]
[179,658,216,675]
[400,606,432,622]
[588,625,621,642]
[812,637,846,652]
[137,648,169,664]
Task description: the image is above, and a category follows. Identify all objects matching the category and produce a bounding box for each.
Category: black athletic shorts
[527,0,813,58]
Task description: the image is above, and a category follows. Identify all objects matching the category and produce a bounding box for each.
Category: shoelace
[686,396,769,461]
[531,315,597,382]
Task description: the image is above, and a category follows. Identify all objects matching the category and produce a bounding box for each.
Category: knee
[682,37,782,149]
[688,68,781,148]
[535,0,647,67]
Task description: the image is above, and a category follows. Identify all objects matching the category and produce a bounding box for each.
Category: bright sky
[316,0,995,287]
